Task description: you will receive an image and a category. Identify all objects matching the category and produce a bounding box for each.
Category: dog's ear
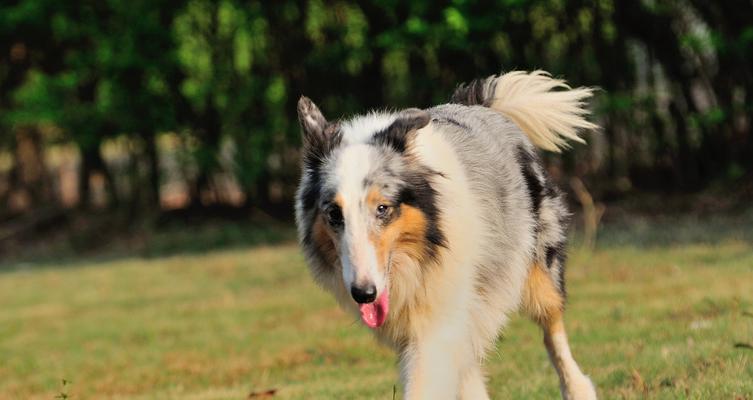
[298,96,340,148]
[373,108,430,153]
[298,96,341,164]
[298,96,332,146]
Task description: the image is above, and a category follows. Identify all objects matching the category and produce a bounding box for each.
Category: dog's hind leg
[542,314,597,400]
[523,264,597,400]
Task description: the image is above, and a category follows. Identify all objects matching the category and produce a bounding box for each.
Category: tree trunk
[669,101,698,190]
[144,134,161,208]
[12,127,51,209]
[78,141,118,209]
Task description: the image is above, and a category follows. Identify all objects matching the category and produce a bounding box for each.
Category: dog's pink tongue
[359,290,389,329]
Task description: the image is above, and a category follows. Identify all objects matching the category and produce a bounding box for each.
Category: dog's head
[295,96,445,329]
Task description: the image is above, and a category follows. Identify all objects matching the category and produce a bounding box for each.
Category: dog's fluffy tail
[451,70,597,152]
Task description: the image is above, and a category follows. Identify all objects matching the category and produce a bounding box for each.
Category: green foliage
[1,0,752,210]
[6,70,71,126]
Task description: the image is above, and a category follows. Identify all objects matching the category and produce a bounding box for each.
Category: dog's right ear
[297,96,341,165]
[298,96,330,146]
[372,108,430,153]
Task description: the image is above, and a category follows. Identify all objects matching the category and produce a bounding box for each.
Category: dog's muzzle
[350,283,377,304]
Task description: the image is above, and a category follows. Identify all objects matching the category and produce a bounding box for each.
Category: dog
[294,70,598,399]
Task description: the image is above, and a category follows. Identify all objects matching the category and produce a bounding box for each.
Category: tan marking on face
[368,197,430,273]
[365,186,391,269]
[312,214,338,266]
[522,263,564,324]
[334,193,345,209]
[365,187,385,210]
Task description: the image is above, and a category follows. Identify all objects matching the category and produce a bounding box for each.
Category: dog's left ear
[373,108,430,153]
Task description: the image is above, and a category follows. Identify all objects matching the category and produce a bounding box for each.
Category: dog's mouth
[358,287,389,329]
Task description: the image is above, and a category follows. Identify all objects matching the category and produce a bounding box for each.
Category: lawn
[1,216,752,399]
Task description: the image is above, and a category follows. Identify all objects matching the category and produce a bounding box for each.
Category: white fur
[341,112,397,145]
[335,144,386,293]
[490,70,596,152]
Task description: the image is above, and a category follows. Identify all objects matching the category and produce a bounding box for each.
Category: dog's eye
[326,205,344,227]
[376,204,390,219]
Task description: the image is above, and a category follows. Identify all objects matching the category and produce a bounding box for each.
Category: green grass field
[1,216,752,399]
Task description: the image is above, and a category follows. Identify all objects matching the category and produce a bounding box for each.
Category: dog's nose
[350,283,377,303]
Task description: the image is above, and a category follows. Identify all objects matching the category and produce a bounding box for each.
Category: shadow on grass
[0,218,297,272]
[590,208,753,249]
[3,206,752,271]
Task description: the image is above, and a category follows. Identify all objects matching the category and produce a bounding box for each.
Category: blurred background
[0,0,752,261]
[1,2,753,399]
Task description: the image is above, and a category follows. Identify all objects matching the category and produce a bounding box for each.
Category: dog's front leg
[399,327,477,400]
[399,343,457,400]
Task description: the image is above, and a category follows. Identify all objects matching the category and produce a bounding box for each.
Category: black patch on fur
[300,179,320,217]
[300,174,337,269]
[516,146,545,217]
[450,76,496,106]
[371,109,430,153]
[300,125,342,252]
[547,241,568,299]
[396,171,447,260]
[299,181,321,249]
[432,117,470,130]
[516,146,560,220]
[543,180,557,199]
[556,212,572,299]
[545,242,566,270]
[302,124,342,173]
[300,133,340,212]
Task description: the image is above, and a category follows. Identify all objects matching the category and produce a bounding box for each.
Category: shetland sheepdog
[295,70,598,399]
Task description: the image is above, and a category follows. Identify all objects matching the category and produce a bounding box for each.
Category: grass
[1,216,752,399]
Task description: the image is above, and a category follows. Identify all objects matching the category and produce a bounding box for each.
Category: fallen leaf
[733,342,753,350]
[248,388,278,398]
